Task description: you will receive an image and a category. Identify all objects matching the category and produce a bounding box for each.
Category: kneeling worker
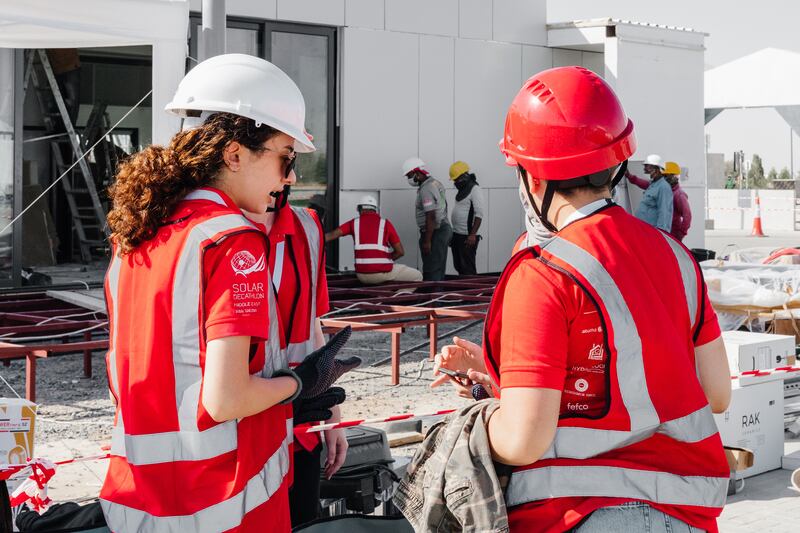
[326,195,422,285]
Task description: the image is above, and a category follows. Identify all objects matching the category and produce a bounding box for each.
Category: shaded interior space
[17,45,153,288]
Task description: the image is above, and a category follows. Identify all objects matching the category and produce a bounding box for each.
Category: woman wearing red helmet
[434,66,732,532]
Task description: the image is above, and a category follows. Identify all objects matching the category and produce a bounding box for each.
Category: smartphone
[438,367,470,380]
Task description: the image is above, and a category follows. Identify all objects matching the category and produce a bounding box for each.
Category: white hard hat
[165,54,315,153]
[357,195,378,210]
[644,154,665,169]
[402,157,428,176]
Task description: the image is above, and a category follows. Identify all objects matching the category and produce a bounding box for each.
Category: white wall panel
[385,0,458,37]
[277,0,344,26]
[492,0,547,45]
[226,0,277,18]
[522,45,552,79]
[419,35,455,181]
[375,189,421,269]
[582,51,604,76]
[458,0,492,40]
[341,29,418,190]
[488,188,522,272]
[552,48,582,67]
[454,39,521,190]
[345,0,384,30]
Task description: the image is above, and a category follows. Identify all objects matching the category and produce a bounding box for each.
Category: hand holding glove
[293,326,361,399]
[293,386,346,425]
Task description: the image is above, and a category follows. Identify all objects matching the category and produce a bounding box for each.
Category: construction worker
[449,161,484,276]
[626,153,673,231]
[663,161,693,242]
[246,172,352,527]
[101,54,350,532]
[325,195,422,284]
[434,66,731,532]
[403,157,452,281]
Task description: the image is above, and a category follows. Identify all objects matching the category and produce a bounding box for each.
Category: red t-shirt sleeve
[203,231,270,343]
[338,219,354,236]
[694,280,721,347]
[498,260,570,391]
[385,220,400,246]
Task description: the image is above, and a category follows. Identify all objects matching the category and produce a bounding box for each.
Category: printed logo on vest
[231,250,266,277]
[574,378,589,393]
[587,343,604,361]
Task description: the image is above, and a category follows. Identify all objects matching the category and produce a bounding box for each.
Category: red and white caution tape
[297,409,456,434]
[731,365,800,385]
[0,453,110,481]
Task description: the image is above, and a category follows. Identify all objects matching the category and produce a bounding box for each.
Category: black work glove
[471,383,491,401]
[294,326,361,399]
[293,386,346,425]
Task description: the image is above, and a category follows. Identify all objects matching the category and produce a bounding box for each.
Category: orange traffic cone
[751,192,766,237]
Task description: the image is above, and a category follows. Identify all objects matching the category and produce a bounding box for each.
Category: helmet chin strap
[519,161,629,233]
[266,186,291,213]
[519,165,558,234]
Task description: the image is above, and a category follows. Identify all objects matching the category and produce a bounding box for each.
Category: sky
[547,0,800,174]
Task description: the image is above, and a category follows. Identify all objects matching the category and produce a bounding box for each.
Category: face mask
[454,178,467,190]
[518,177,553,246]
[407,177,418,187]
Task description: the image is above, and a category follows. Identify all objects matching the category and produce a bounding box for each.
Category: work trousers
[419,222,452,281]
[450,233,479,276]
[289,444,323,528]
[356,263,423,285]
[571,502,703,532]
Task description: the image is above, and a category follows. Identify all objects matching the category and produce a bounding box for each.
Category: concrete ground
[704,229,800,257]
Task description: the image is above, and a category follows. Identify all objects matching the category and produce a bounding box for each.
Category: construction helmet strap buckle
[267,185,291,213]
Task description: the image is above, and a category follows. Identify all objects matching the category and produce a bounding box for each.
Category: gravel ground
[0,321,483,448]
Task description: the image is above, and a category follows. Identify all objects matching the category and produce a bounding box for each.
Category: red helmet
[499,66,636,181]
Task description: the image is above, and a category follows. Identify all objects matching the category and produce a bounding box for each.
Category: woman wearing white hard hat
[100,54,352,532]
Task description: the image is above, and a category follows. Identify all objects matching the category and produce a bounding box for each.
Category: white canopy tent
[705,47,800,132]
[0,0,190,143]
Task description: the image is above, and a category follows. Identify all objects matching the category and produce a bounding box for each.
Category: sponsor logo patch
[588,343,604,361]
[574,378,589,393]
[231,250,266,277]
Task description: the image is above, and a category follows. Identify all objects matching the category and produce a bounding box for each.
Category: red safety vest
[484,206,729,532]
[101,190,291,532]
[353,213,394,274]
[271,206,324,364]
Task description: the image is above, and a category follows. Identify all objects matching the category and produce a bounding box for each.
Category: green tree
[747,154,766,188]
[779,167,792,181]
[768,167,778,181]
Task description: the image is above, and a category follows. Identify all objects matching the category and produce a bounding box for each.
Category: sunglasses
[262,146,297,178]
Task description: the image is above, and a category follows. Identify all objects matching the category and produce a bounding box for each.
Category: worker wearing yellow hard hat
[448,161,484,275]
[663,161,692,242]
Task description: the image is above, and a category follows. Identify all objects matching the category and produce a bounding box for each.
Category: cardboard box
[713,379,784,478]
[724,446,754,471]
[722,331,795,374]
[0,398,37,465]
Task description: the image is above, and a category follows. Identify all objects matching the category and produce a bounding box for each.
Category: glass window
[270,32,329,206]
[227,27,259,56]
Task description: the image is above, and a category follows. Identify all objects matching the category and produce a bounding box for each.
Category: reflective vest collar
[560,198,613,227]
[183,187,239,210]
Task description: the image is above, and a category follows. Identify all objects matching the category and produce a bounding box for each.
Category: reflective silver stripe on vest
[354,257,394,265]
[284,207,321,365]
[272,241,285,289]
[506,466,728,509]
[658,232,699,330]
[102,419,292,532]
[262,277,288,376]
[354,216,392,252]
[173,214,257,434]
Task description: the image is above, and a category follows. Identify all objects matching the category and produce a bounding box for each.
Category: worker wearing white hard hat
[403,157,452,281]
[625,153,673,231]
[326,194,423,284]
[101,54,357,533]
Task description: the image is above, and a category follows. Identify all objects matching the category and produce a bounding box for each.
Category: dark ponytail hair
[107,113,278,254]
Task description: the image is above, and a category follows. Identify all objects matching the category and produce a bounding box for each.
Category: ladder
[23,49,109,263]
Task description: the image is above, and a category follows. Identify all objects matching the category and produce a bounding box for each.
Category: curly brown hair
[107,113,278,254]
